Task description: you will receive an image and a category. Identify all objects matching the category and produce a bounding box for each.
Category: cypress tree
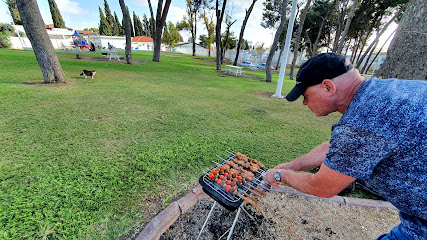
[114,12,122,35]
[111,11,120,35]
[6,0,22,25]
[99,6,112,36]
[104,0,114,36]
[48,0,66,28]
[133,12,144,36]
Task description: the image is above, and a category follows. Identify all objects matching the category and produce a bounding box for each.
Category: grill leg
[196,201,217,240]
[226,206,241,240]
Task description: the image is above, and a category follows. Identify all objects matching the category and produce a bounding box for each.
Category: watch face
[274,170,281,181]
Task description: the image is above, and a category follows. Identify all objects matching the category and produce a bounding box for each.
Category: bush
[0,33,11,48]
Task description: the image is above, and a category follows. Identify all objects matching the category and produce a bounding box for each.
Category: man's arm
[275,141,330,171]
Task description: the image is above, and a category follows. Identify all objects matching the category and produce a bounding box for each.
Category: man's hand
[265,169,282,187]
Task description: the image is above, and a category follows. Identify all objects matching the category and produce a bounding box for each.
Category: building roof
[76,30,97,35]
[132,36,153,43]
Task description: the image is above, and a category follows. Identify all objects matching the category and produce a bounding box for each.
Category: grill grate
[199,150,270,211]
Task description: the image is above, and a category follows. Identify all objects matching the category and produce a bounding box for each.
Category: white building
[131,36,154,51]
[175,42,215,56]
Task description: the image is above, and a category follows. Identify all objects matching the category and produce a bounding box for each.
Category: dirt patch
[160,192,400,240]
[24,81,73,88]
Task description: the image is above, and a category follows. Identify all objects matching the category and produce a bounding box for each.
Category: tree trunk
[233,0,257,66]
[276,39,285,70]
[119,0,132,64]
[215,0,227,70]
[366,28,396,74]
[361,38,379,74]
[336,0,357,54]
[266,0,288,83]
[147,0,156,37]
[290,0,311,80]
[332,0,347,52]
[16,0,66,84]
[377,0,426,80]
[152,0,172,62]
[355,8,403,69]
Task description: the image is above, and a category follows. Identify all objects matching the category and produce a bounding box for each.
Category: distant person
[108,42,113,50]
[264,53,426,240]
[89,42,96,53]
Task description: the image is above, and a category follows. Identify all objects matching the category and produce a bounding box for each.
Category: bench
[225,65,244,76]
[103,48,121,61]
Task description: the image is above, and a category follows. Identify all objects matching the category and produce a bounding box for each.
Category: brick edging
[136,185,397,240]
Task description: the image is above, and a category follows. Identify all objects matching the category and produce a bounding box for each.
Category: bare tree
[266,0,288,83]
[233,0,257,66]
[119,0,132,64]
[151,0,172,62]
[377,0,426,80]
[215,0,227,70]
[16,0,66,83]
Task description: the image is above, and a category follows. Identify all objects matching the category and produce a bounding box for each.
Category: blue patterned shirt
[324,77,427,240]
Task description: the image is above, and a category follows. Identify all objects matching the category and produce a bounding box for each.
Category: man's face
[302,83,335,116]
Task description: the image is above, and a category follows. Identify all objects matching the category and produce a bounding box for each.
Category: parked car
[257,63,275,70]
[240,61,253,67]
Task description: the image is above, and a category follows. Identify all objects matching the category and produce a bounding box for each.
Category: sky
[0,0,278,47]
[0,0,397,50]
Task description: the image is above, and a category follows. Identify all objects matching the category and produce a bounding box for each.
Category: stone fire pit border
[136,186,396,240]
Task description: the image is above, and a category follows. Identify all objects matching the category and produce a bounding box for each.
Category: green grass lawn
[0,49,342,239]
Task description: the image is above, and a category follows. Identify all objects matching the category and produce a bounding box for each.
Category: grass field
[0,49,342,239]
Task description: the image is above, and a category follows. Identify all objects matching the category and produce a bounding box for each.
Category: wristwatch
[273,170,282,182]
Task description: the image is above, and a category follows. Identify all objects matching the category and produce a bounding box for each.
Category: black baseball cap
[286,53,353,101]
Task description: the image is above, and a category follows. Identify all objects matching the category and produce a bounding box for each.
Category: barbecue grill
[197,150,271,240]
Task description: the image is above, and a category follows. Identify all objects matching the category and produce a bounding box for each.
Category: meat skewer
[241,195,257,207]
[242,192,258,203]
[247,188,263,198]
[253,186,268,196]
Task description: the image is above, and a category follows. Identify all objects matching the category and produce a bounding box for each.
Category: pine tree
[6,0,22,25]
[48,0,66,28]
[114,12,122,35]
[103,0,114,36]
[99,6,112,36]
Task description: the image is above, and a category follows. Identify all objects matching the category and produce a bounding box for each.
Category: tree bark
[16,0,66,84]
[147,0,156,37]
[290,0,311,80]
[119,0,132,64]
[152,0,172,62]
[215,0,227,70]
[233,0,257,66]
[377,0,426,80]
[266,0,288,83]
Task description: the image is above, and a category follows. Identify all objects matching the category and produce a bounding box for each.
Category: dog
[80,70,96,79]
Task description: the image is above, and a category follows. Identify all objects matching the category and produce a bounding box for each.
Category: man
[265,53,426,240]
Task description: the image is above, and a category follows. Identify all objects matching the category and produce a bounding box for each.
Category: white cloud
[56,0,87,15]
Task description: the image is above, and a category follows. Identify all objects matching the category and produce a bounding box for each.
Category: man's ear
[322,79,336,95]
